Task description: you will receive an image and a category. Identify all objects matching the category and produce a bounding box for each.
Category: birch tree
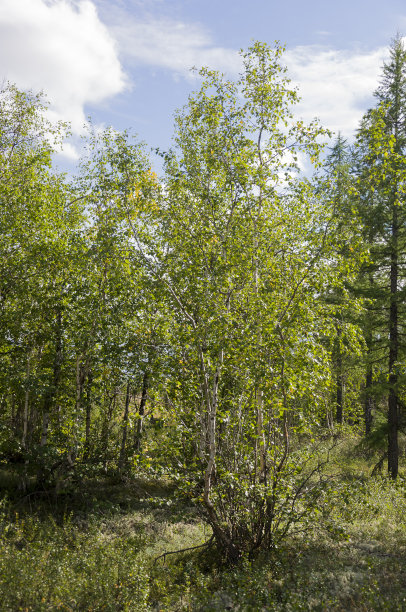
[130,43,359,560]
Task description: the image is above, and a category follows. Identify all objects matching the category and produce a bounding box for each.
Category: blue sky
[0,0,405,170]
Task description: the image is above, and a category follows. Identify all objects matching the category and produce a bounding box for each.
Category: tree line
[1,38,406,561]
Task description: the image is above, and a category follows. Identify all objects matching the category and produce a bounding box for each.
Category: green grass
[0,440,406,610]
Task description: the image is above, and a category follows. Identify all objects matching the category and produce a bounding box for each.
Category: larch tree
[355,37,406,477]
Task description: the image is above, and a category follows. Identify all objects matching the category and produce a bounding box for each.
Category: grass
[0,439,406,610]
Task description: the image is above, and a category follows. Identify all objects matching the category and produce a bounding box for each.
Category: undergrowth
[0,439,405,610]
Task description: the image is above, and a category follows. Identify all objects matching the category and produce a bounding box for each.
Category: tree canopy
[1,38,406,563]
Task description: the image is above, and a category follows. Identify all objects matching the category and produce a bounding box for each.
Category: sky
[0,0,405,171]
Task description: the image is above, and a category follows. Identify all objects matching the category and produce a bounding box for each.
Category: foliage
[1,36,406,609]
[126,41,362,561]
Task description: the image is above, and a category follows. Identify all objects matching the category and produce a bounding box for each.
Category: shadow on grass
[0,466,198,527]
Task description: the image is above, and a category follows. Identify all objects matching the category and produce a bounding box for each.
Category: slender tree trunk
[75,356,81,444]
[22,360,30,449]
[40,411,49,447]
[119,381,131,469]
[364,304,374,436]
[28,402,36,447]
[73,357,85,459]
[198,397,207,461]
[83,369,93,459]
[41,310,63,447]
[388,204,399,478]
[256,389,266,482]
[254,213,266,481]
[10,394,15,431]
[14,399,23,436]
[102,393,116,470]
[201,346,221,514]
[335,327,344,424]
[201,345,240,562]
[134,372,148,453]
[364,363,373,436]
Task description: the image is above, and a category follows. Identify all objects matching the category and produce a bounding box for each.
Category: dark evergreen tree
[321,134,364,427]
[355,37,406,477]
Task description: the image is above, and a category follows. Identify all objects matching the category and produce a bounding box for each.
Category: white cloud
[0,0,126,154]
[108,6,391,139]
[315,31,332,37]
[0,0,397,158]
[286,44,390,138]
[110,15,240,77]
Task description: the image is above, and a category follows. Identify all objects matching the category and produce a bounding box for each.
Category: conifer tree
[320,134,364,429]
[324,134,354,424]
[355,37,406,477]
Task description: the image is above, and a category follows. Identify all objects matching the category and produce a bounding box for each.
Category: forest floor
[0,439,406,611]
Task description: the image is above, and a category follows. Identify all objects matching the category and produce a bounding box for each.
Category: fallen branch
[153,535,214,565]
